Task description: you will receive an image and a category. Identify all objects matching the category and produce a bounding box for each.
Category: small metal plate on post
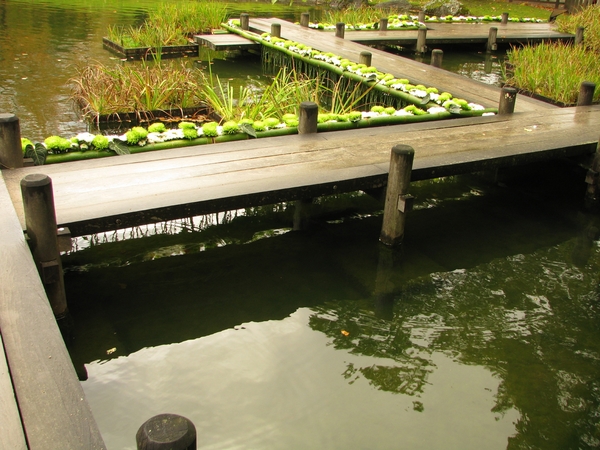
[41,260,60,284]
[397,194,415,213]
[585,169,598,185]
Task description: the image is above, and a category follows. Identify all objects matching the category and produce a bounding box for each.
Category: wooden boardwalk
[2,105,599,237]
[245,18,572,112]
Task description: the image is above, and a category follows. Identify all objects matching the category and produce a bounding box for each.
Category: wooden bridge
[0,16,598,449]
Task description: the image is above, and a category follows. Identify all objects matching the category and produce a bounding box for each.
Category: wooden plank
[0,333,27,450]
[247,18,560,112]
[0,175,106,449]
[2,106,599,237]
[194,34,260,51]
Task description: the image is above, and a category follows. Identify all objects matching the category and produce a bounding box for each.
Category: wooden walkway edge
[2,105,599,238]
[0,175,106,449]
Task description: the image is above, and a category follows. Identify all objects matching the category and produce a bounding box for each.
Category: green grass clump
[506,41,600,105]
[556,4,600,53]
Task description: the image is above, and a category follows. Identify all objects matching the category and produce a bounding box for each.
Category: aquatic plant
[505,41,600,105]
[70,60,206,123]
[555,4,600,54]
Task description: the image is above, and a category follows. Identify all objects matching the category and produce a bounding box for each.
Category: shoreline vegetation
[19,1,600,165]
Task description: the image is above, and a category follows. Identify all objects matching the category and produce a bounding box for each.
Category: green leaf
[448,105,463,115]
[25,143,47,166]
[239,122,257,138]
[419,94,431,105]
[109,140,131,155]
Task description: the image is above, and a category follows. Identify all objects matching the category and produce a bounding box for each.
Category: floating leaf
[25,143,47,165]
[239,122,257,138]
[109,140,131,155]
[419,94,431,105]
[448,105,463,115]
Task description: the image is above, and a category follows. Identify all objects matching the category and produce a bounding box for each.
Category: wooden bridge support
[585,136,600,211]
[20,174,68,320]
[415,28,427,53]
[300,12,309,28]
[418,11,426,23]
[0,113,23,169]
[336,22,345,39]
[298,101,318,134]
[430,49,443,68]
[501,12,509,25]
[271,23,281,38]
[359,51,372,66]
[578,81,596,106]
[499,86,518,115]
[373,245,396,320]
[240,13,249,31]
[379,18,388,31]
[380,145,414,247]
[137,414,196,450]
[487,27,498,52]
[575,26,584,45]
[293,198,313,231]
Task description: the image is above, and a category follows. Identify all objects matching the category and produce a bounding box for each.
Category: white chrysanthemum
[427,107,447,114]
[482,112,496,116]
[75,132,96,144]
[394,109,414,116]
[410,89,428,98]
[468,103,485,110]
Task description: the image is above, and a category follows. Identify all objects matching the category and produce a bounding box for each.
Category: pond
[3,1,599,449]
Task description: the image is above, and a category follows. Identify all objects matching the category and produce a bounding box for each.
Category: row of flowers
[27,96,493,156]
[304,14,544,30]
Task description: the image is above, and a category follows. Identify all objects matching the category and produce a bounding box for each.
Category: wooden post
[416,28,427,53]
[373,245,396,320]
[585,136,600,211]
[335,22,345,39]
[418,11,426,22]
[293,198,313,231]
[575,26,584,45]
[137,414,196,450]
[577,81,596,106]
[298,101,318,134]
[379,17,388,31]
[487,27,498,52]
[240,13,249,31]
[20,174,68,319]
[501,12,509,24]
[271,23,281,38]
[0,113,23,169]
[380,145,414,247]
[300,12,310,27]
[359,51,372,66]
[430,49,443,68]
[498,86,518,115]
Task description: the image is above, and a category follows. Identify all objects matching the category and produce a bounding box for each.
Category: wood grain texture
[0,176,106,449]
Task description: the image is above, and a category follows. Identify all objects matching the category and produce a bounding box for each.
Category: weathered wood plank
[194,33,261,51]
[2,106,599,237]
[0,175,106,449]
[0,333,27,450]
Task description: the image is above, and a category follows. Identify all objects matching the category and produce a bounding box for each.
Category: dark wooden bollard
[380,145,414,247]
[0,113,23,169]
[418,10,425,22]
[359,51,372,67]
[300,12,310,27]
[578,81,596,106]
[575,26,584,45]
[498,86,518,115]
[271,23,281,38]
[240,13,249,31]
[137,414,196,450]
[20,174,68,319]
[415,28,427,53]
[298,101,318,134]
[430,49,443,68]
[379,17,388,31]
[501,12,509,24]
[335,22,345,39]
[487,27,498,52]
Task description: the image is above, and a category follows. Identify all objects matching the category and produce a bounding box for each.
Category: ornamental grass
[505,41,600,105]
[555,4,600,54]
[71,61,206,123]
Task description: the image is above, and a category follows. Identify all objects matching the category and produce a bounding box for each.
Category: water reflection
[82,308,520,450]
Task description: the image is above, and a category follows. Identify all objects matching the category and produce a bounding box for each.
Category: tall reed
[505,41,600,104]
[71,61,206,123]
[555,4,600,53]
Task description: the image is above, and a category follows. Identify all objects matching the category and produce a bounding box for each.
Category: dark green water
[63,161,600,449]
[2,1,599,448]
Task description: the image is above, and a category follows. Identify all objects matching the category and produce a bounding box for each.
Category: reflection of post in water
[373,244,398,321]
[572,217,600,268]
